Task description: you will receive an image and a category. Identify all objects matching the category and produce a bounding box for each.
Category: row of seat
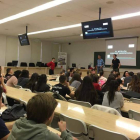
[7,62,48,67]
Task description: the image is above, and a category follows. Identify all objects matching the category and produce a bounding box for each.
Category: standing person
[47,58,55,75]
[111,54,121,72]
[97,55,104,74]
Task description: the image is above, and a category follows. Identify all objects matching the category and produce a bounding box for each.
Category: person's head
[90,74,99,83]
[115,72,120,79]
[111,70,116,75]
[30,73,39,82]
[52,58,55,62]
[91,69,96,75]
[123,71,129,77]
[38,74,47,84]
[27,94,58,125]
[67,68,70,72]
[87,70,90,76]
[98,55,101,59]
[70,68,74,73]
[100,71,104,77]
[69,73,81,84]
[59,75,67,84]
[60,71,65,76]
[14,70,21,79]
[117,78,123,85]
[108,80,120,105]
[20,70,29,78]
[137,73,140,80]
[6,68,13,75]
[0,86,3,109]
[113,54,117,59]
[128,72,134,77]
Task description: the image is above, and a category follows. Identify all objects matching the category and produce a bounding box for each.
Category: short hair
[98,55,101,57]
[129,72,134,77]
[114,54,117,57]
[115,72,120,77]
[52,58,55,60]
[14,70,21,79]
[59,75,67,83]
[27,94,58,123]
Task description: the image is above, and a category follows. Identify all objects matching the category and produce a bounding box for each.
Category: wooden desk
[5,86,140,140]
[48,81,59,86]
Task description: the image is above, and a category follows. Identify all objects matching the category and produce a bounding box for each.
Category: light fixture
[0,0,72,24]
[80,34,83,36]
[112,11,140,20]
[28,23,81,35]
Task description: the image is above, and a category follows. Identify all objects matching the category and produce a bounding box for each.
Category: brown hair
[27,94,58,123]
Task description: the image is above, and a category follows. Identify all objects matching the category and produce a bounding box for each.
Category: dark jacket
[18,77,29,88]
[124,76,132,87]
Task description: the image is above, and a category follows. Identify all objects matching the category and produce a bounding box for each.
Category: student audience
[91,69,96,75]
[75,76,98,106]
[5,68,13,82]
[128,75,140,93]
[69,73,81,90]
[7,70,21,87]
[121,71,129,80]
[90,74,101,91]
[25,73,39,92]
[101,75,115,92]
[8,94,75,140]
[124,72,134,87]
[99,71,107,87]
[102,80,124,113]
[18,70,29,88]
[56,71,65,82]
[52,75,74,98]
[34,74,50,93]
[115,72,121,79]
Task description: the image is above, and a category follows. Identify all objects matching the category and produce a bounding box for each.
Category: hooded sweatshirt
[8,117,73,140]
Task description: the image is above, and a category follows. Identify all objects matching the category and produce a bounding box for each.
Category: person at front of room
[47,58,55,75]
[111,54,121,72]
[97,55,105,74]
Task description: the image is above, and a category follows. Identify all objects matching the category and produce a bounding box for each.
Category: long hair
[123,71,128,77]
[69,73,81,84]
[26,73,39,91]
[108,80,119,105]
[101,76,115,92]
[75,76,98,105]
[6,68,11,75]
[90,74,99,83]
[20,70,29,78]
[14,70,21,79]
[34,74,47,91]
[128,75,140,93]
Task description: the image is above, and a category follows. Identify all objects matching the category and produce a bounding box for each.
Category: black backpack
[1,104,26,122]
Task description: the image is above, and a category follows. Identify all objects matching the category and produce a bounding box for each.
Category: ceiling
[0,0,140,43]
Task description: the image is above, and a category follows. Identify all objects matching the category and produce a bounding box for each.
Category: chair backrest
[128,110,140,121]
[14,85,22,89]
[130,98,140,104]
[88,125,129,140]
[91,105,121,116]
[2,93,8,105]
[20,88,32,92]
[29,63,35,67]
[7,62,12,66]
[68,99,92,108]
[41,63,44,67]
[20,62,27,67]
[60,114,88,140]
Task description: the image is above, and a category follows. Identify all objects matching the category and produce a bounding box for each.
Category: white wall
[62,37,140,68]
[0,35,58,66]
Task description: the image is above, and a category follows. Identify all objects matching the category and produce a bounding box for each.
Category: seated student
[25,73,39,92]
[56,71,65,82]
[99,71,107,87]
[0,86,11,140]
[8,94,75,140]
[91,69,96,75]
[110,70,116,75]
[128,75,140,93]
[34,74,50,92]
[115,72,121,79]
[5,68,13,83]
[87,70,91,76]
[90,74,101,91]
[101,75,115,92]
[65,72,71,82]
[69,73,81,90]
[18,70,29,88]
[102,80,124,113]
[52,75,74,98]
[124,72,134,87]
[75,76,98,106]
[121,71,129,80]
[7,70,21,87]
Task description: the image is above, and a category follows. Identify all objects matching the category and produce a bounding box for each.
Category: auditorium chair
[29,63,35,67]
[20,62,27,67]
[7,62,12,66]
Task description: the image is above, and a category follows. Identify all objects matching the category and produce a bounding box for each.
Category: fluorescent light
[28,23,81,35]
[0,0,71,24]
[112,11,140,20]
[103,22,108,26]
[108,45,113,49]
[80,34,83,36]
[129,44,135,48]
[84,25,89,28]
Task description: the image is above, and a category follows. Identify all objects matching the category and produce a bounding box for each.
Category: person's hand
[58,121,66,132]
[73,137,78,140]
[0,76,4,84]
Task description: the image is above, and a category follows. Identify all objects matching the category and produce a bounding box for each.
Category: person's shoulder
[115,91,123,96]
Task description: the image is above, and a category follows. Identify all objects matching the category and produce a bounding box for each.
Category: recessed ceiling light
[0,0,72,24]
[106,1,114,4]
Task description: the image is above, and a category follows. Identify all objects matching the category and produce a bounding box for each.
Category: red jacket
[47,61,55,70]
[93,83,101,91]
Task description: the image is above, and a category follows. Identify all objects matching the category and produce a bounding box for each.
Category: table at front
[5,86,140,140]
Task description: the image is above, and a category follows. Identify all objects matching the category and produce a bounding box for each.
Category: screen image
[105,38,137,66]
[18,33,30,46]
[82,18,114,39]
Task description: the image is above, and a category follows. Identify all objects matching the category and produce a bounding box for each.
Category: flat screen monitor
[82,18,114,39]
[18,33,30,46]
[72,63,76,67]
[12,61,18,66]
